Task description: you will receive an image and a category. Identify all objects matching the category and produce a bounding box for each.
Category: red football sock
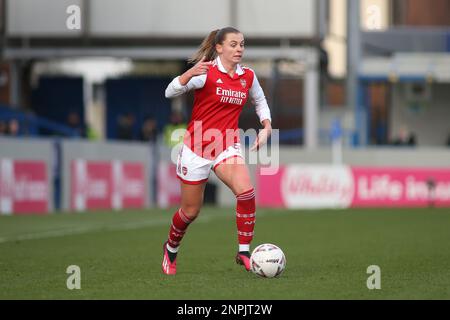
[167,208,195,249]
[236,188,256,247]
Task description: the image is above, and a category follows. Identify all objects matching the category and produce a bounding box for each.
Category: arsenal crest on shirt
[240,79,247,88]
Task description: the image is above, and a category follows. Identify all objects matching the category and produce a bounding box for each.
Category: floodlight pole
[304,61,319,149]
[347,0,364,146]
[0,0,5,60]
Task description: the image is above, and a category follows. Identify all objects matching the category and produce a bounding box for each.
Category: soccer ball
[250,243,286,278]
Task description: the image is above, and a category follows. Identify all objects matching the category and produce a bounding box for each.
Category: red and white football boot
[161,242,177,275]
[235,251,251,271]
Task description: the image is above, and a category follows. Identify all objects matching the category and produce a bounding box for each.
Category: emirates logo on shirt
[216,87,246,105]
[240,79,247,88]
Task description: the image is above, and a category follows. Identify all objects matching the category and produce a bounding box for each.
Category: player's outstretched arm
[179,56,213,85]
[165,57,213,98]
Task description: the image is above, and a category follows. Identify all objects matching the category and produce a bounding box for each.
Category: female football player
[162,27,272,275]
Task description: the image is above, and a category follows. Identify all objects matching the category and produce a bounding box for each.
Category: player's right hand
[189,56,213,76]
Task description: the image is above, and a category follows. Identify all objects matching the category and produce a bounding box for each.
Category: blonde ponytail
[188,29,220,65]
[189,27,241,65]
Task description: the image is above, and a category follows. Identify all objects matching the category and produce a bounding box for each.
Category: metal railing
[0,104,80,137]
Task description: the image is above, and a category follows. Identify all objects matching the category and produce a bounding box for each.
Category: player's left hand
[250,126,272,151]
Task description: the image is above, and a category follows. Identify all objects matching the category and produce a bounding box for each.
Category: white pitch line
[0,210,270,244]
[0,218,167,244]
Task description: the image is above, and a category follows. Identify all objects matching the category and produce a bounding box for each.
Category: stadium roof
[3,46,318,65]
[360,53,450,83]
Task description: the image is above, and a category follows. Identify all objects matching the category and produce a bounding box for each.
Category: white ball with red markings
[250,243,286,278]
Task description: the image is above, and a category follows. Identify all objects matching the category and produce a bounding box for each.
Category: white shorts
[176,143,244,184]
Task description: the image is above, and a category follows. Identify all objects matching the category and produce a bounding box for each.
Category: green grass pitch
[0,207,449,299]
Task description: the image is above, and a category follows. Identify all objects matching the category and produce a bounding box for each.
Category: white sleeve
[249,73,272,124]
[165,74,207,98]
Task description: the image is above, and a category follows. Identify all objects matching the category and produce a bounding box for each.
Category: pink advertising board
[257,165,450,208]
[0,159,49,215]
[351,167,450,207]
[157,162,181,208]
[71,160,146,211]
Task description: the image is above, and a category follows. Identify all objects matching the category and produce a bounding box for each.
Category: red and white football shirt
[165,56,271,160]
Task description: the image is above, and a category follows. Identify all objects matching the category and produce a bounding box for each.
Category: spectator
[0,120,7,136]
[86,123,100,141]
[66,111,86,137]
[140,117,158,143]
[391,125,416,146]
[407,132,417,146]
[117,113,135,141]
[163,110,186,147]
[7,119,20,136]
